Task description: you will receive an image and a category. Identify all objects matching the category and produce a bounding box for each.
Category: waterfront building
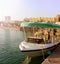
[24,15,60,23]
[5,16,11,23]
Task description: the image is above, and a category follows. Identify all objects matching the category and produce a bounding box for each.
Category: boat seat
[36,38,45,44]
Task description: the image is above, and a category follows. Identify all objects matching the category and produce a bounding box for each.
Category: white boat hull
[20,45,57,57]
[19,41,59,57]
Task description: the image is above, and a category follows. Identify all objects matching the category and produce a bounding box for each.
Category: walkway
[42,43,60,64]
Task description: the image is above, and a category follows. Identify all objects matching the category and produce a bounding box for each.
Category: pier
[42,43,60,64]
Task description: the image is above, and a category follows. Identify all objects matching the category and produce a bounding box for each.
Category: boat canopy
[21,22,60,28]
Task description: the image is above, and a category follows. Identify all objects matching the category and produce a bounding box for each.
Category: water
[0,29,26,64]
[0,29,49,64]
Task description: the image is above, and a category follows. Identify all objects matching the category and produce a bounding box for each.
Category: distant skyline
[0,0,60,21]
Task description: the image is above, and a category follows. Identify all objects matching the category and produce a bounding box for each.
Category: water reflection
[23,56,44,64]
[23,56,31,64]
[22,53,50,64]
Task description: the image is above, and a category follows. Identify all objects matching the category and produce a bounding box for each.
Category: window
[26,37,44,44]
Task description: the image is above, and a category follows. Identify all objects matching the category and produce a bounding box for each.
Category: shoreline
[0,26,20,31]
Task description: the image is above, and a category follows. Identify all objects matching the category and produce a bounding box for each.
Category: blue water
[0,29,49,64]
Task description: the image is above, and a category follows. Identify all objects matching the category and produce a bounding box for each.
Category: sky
[0,0,60,21]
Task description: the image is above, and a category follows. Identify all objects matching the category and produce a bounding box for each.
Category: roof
[21,22,60,28]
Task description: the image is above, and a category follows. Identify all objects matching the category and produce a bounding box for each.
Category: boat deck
[42,43,60,64]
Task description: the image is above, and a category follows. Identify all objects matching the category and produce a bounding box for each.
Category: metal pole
[52,29,54,43]
[33,27,34,37]
[23,27,26,40]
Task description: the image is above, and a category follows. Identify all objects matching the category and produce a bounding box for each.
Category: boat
[19,22,60,57]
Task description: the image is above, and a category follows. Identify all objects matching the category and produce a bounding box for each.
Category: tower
[5,16,11,22]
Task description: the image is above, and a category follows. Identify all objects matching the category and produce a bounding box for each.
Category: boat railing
[39,35,59,44]
[50,34,60,43]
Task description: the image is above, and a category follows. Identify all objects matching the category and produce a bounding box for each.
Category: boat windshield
[26,37,45,44]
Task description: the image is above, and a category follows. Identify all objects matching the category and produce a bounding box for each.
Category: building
[5,16,11,22]
[24,15,60,23]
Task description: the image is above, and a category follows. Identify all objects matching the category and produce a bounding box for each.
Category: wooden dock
[42,43,60,64]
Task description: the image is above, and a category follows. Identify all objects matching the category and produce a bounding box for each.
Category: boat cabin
[26,37,45,44]
[21,22,60,44]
